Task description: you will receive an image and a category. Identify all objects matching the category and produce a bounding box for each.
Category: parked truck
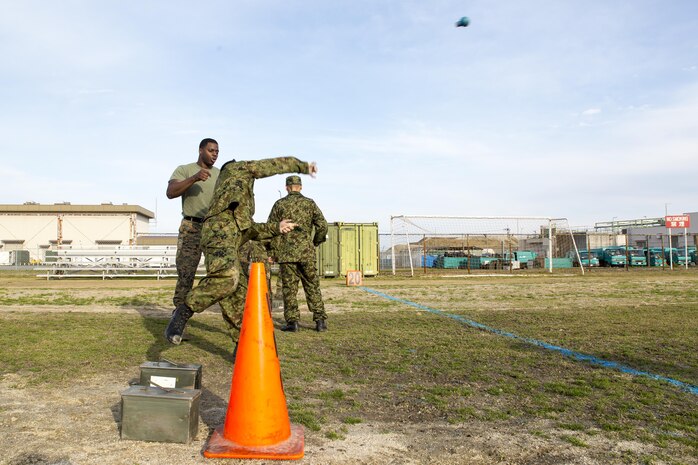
[568,249,600,267]
[662,247,681,267]
[592,247,627,267]
[513,250,537,269]
[627,248,647,266]
[500,250,538,269]
[674,248,690,266]
[644,248,666,267]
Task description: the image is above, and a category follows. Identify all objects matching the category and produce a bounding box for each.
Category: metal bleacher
[34,246,205,280]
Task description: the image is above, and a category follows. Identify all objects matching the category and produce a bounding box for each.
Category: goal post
[389,215,583,276]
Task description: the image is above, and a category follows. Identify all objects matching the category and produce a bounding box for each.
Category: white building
[612,212,697,249]
[0,203,155,262]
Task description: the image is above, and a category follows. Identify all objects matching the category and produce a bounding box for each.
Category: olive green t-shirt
[170,162,220,218]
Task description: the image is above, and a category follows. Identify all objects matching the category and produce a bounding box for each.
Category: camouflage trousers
[173,220,203,307]
[272,271,283,300]
[240,259,273,297]
[185,236,247,344]
[280,261,326,323]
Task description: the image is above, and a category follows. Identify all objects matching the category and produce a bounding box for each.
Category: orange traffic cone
[203,262,304,460]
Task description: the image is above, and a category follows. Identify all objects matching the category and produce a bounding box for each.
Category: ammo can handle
[160,358,182,367]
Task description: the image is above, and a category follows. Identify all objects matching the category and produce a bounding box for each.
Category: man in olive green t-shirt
[166,138,221,308]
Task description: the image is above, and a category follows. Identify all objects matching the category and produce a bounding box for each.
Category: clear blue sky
[1,1,696,233]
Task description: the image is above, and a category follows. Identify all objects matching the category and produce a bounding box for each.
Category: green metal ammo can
[139,360,202,390]
[120,385,201,443]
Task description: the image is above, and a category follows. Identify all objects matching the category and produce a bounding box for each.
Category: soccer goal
[389,215,583,276]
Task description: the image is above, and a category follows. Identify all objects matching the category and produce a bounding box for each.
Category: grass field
[1,269,697,464]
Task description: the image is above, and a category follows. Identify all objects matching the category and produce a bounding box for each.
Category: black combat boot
[315,319,327,332]
[164,303,194,345]
[281,321,299,332]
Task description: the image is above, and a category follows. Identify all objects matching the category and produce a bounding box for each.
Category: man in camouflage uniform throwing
[164,157,318,346]
[268,175,328,332]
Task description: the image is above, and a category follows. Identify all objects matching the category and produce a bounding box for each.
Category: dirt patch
[0,305,172,317]
[0,371,639,465]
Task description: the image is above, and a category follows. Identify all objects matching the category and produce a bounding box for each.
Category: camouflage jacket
[201,157,310,248]
[267,191,328,263]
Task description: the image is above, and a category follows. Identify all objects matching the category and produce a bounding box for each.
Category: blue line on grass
[359,287,698,396]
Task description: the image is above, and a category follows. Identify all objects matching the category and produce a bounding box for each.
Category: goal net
[389,215,583,275]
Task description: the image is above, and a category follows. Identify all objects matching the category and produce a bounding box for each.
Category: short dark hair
[199,138,218,149]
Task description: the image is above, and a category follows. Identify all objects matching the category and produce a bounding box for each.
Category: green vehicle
[568,249,599,267]
[627,248,647,266]
[592,247,627,267]
[651,247,690,267]
[503,250,538,269]
[688,246,697,265]
[663,247,681,266]
[675,248,690,266]
[644,248,666,267]
[514,250,537,263]
[602,246,647,266]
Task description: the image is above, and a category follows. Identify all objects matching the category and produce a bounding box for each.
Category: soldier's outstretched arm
[246,157,314,180]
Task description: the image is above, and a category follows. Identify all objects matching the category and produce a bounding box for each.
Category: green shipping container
[316,222,379,277]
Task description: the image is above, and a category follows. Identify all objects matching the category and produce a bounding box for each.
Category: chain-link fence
[380,216,584,276]
[378,230,698,275]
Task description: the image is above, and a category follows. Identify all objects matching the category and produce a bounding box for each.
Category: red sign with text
[665,215,691,229]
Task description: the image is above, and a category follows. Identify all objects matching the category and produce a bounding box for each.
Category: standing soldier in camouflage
[166,138,220,309]
[164,157,318,347]
[268,175,328,332]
